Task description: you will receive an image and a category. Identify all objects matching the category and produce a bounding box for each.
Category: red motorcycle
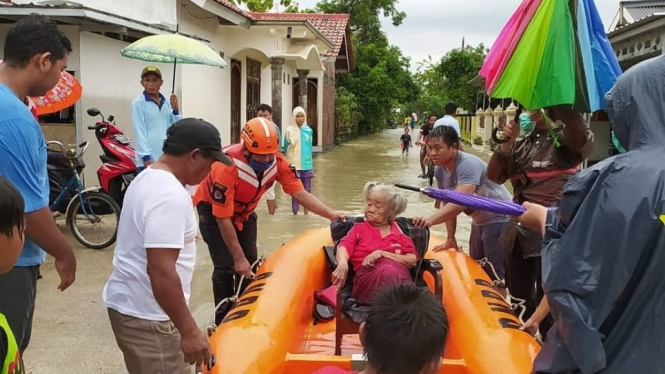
[86,108,137,208]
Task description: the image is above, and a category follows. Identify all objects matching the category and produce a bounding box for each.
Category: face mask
[519,113,536,133]
[612,130,627,154]
[249,158,275,172]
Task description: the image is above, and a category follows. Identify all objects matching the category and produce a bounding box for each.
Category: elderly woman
[331,182,418,305]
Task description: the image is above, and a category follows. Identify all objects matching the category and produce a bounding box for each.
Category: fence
[460,102,520,149]
[457,114,474,144]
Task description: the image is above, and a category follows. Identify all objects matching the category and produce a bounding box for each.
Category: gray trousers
[470,222,508,282]
[0,265,40,352]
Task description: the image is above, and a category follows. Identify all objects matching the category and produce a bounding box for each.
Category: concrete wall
[178,0,231,143]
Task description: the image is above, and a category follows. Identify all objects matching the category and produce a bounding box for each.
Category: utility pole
[462,37,465,50]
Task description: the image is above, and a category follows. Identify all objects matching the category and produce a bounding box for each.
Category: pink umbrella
[480,0,543,94]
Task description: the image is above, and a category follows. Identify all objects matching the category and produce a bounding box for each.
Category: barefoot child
[400,128,412,154]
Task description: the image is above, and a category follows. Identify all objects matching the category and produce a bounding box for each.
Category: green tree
[437,44,487,111]
[314,0,414,135]
[410,55,447,116]
[315,0,405,43]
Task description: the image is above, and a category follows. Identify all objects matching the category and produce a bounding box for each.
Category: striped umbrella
[120,33,227,92]
[480,0,621,112]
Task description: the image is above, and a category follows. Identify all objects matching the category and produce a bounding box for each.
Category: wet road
[25,128,490,373]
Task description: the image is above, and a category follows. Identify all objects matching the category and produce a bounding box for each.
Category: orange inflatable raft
[200,228,541,374]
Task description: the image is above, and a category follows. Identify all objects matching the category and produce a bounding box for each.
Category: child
[313,284,448,374]
[0,176,27,373]
[400,128,412,154]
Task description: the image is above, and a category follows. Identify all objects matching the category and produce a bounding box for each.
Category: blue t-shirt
[0,84,49,266]
[130,92,181,167]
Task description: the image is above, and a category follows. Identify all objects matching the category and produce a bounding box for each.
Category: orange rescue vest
[225,144,278,226]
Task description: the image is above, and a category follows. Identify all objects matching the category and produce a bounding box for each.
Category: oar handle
[394,184,422,192]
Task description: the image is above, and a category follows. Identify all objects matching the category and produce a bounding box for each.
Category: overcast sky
[294,0,618,70]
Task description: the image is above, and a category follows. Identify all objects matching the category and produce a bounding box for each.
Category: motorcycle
[86,108,137,208]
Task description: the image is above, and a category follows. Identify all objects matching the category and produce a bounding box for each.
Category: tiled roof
[213,0,255,20]
[622,1,665,21]
[250,13,350,57]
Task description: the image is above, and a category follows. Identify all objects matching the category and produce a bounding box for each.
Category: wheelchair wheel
[67,191,120,249]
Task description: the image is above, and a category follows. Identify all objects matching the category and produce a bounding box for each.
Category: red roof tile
[250,12,350,57]
[213,0,255,20]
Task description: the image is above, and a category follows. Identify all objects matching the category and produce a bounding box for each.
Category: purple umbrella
[395,184,526,216]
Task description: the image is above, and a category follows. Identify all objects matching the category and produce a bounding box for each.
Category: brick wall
[321,62,336,151]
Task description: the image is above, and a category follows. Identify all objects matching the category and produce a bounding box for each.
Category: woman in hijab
[285,106,314,215]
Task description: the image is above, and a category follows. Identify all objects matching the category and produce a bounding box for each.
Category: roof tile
[250,12,350,57]
[212,0,255,20]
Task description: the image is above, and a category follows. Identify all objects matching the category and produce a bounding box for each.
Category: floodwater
[25,128,487,373]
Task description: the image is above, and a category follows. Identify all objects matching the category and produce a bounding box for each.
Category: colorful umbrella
[120,33,227,92]
[395,184,527,216]
[480,0,621,112]
[29,70,82,116]
[1,60,82,116]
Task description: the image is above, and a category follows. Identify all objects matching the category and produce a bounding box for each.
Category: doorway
[246,58,261,122]
[292,78,318,146]
[230,59,242,144]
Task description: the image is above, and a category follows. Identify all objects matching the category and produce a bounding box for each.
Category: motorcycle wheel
[67,191,120,250]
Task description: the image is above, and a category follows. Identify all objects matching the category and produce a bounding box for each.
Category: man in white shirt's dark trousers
[102,118,232,374]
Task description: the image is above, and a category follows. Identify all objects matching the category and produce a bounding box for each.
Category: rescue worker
[487,106,592,336]
[193,117,346,324]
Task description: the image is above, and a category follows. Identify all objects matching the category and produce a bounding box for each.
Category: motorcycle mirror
[108,115,115,123]
[86,108,102,118]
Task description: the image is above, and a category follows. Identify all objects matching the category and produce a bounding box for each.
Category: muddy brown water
[25,128,489,373]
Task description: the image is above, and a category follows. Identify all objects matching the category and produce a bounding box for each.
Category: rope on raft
[475,257,544,345]
[204,256,266,336]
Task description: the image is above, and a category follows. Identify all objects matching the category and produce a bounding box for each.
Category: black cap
[163,118,232,166]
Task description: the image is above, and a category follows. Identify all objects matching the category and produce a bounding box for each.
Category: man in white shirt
[102,118,233,374]
[433,101,461,137]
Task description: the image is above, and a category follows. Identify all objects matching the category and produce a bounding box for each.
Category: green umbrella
[121,33,227,92]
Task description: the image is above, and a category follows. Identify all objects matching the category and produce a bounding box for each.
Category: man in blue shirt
[0,14,78,353]
[131,66,182,171]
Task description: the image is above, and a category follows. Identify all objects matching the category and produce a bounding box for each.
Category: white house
[0,0,352,184]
